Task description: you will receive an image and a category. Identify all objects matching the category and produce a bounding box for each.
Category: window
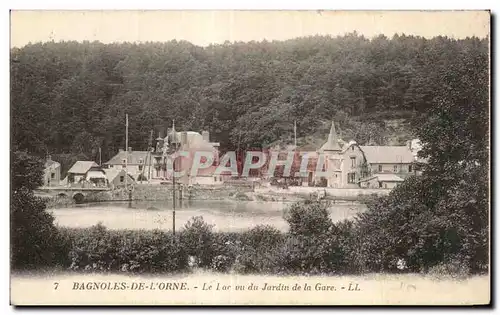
[350,157,356,168]
[378,165,382,172]
[122,159,126,164]
[379,182,382,188]
[393,165,398,172]
[348,173,356,183]
[214,176,217,182]
[409,165,413,173]
[51,173,55,179]
[351,146,354,151]
[384,183,388,189]
[120,176,124,183]
[139,165,143,171]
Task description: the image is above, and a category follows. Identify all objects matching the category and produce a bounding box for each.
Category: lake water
[49,200,367,232]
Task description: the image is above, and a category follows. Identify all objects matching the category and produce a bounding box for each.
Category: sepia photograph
[9,9,490,306]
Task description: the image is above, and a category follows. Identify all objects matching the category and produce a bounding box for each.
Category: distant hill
[266,115,416,150]
[11,34,488,161]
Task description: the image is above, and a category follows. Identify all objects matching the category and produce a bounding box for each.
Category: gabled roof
[103,169,135,182]
[360,146,415,164]
[67,161,98,174]
[105,151,149,165]
[44,159,60,169]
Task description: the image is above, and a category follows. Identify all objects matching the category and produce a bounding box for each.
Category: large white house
[304,121,421,189]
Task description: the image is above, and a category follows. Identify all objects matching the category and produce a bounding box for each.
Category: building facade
[359,145,417,180]
[103,149,149,181]
[67,161,99,185]
[43,157,61,187]
[104,169,136,189]
[104,127,221,185]
[304,121,418,189]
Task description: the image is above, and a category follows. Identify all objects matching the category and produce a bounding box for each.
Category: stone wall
[86,183,254,202]
[255,186,392,197]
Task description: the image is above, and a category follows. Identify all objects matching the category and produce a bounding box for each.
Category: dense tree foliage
[354,42,489,273]
[11,34,488,168]
[11,150,67,269]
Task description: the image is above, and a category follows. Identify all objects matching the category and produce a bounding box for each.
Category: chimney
[202,131,210,142]
[181,132,188,146]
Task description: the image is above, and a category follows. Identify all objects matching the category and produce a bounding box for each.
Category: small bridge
[36,186,111,203]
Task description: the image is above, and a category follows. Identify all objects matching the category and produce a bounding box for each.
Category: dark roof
[105,151,149,165]
[360,146,415,164]
[67,161,98,174]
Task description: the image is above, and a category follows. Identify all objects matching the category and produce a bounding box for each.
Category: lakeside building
[103,126,221,185]
[294,121,422,188]
[103,149,149,181]
[101,120,422,190]
[43,156,61,187]
[66,161,99,185]
[104,169,136,189]
[157,129,222,185]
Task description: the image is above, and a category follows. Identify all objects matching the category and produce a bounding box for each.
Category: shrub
[279,201,350,275]
[233,225,284,274]
[67,224,188,273]
[331,220,360,274]
[180,216,215,268]
[276,229,346,275]
[427,255,471,280]
[11,150,68,270]
[283,200,332,237]
[210,232,241,272]
[354,173,488,275]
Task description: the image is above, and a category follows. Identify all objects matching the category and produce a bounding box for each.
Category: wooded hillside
[11,33,489,165]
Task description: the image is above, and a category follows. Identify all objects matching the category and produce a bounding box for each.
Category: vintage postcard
[9,10,490,306]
